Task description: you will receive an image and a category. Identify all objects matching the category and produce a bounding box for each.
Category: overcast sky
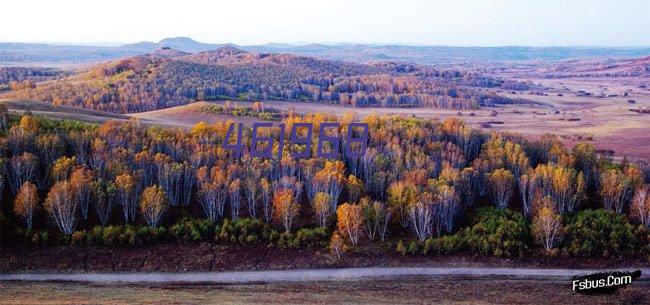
[2,0,648,46]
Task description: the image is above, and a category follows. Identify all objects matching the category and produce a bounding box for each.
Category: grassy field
[0,277,647,305]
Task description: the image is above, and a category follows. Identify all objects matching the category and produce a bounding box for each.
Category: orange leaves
[272,188,299,233]
[13,181,38,229]
[336,203,364,246]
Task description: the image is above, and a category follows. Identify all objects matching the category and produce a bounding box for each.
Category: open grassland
[0,278,647,305]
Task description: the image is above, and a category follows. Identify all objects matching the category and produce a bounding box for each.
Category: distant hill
[2,37,650,66]
[7,46,523,113]
[532,56,650,78]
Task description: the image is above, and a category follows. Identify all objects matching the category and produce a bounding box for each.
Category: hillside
[7,47,526,113]
[535,56,650,78]
[0,99,129,124]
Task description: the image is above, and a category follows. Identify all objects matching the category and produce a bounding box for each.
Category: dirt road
[1,267,648,283]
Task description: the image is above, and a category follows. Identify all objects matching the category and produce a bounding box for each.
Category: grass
[0,277,646,305]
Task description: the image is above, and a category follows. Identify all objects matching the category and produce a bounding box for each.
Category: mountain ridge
[3,37,650,66]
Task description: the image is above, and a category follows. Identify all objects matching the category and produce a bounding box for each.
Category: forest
[0,105,648,259]
[0,67,68,92]
[7,47,529,113]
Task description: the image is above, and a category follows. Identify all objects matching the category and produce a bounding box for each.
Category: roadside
[2,243,649,273]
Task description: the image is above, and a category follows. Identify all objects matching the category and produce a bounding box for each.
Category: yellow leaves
[313,192,331,211]
[114,173,134,193]
[140,185,168,227]
[488,168,515,185]
[531,199,562,252]
[189,122,212,138]
[18,115,39,133]
[51,156,77,181]
[313,160,346,186]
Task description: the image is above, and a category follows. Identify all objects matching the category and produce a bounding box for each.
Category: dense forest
[0,107,648,258]
[0,67,68,91]
[8,47,529,113]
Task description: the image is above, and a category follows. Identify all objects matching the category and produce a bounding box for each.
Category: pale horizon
[2,0,649,47]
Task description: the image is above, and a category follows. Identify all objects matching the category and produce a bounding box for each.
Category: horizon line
[2,38,650,49]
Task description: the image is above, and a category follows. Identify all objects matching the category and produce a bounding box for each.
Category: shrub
[462,207,530,257]
[406,240,419,255]
[216,218,275,244]
[79,225,167,246]
[563,209,638,257]
[13,227,50,245]
[170,218,215,242]
[278,227,329,249]
[422,234,465,255]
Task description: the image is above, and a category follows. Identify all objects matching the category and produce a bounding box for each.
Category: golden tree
[13,181,38,229]
[140,185,168,228]
[487,168,515,209]
[531,197,562,252]
[599,169,636,214]
[312,191,332,228]
[70,167,93,220]
[114,173,136,223]
[336,203,364,245]
[272,188,300,233]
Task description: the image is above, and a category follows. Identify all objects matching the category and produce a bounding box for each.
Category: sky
[2,0,649,47]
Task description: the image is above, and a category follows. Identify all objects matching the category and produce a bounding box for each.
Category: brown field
[0,99,129,124]
[0,278,647,305]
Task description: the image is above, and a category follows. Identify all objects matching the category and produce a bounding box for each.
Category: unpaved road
[1,267,648,283]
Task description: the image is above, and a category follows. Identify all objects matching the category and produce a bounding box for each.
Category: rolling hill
[7,46,526,113]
